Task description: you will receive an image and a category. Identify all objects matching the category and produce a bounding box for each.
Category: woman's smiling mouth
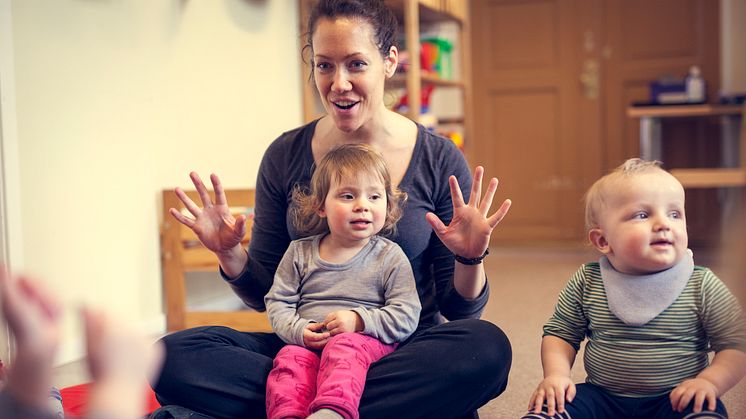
[333,100,359,110]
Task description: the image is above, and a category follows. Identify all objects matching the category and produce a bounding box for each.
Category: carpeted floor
[477,245,746,419]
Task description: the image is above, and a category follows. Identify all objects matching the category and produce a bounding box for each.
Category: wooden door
[470,0,602,242]
[471,0,719,244]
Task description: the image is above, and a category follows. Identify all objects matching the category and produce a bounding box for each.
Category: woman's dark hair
[304,0,398,63]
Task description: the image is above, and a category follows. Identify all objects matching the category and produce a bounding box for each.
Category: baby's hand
[323,310,362,335]
[670,378,718,413]
[302,322,330,350]
[527,375,576,416]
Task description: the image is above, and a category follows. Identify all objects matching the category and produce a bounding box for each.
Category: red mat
[60,383,160,417]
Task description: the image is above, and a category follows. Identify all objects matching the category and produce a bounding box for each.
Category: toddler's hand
[83,307,164,385]
[527,375,576,416]
[303,322,330,350]
[670,378,718,413]
[0,269,62,409]
[323,310,362,335]
[83,307,165,418]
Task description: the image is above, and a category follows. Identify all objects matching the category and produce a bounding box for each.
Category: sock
[307,408,344,419]
[49,386,64,418]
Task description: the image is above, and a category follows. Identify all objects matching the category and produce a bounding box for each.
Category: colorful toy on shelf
[393,84,436,114]
[421,37,453,79]
[440,130,464,151]
[396,37,453,80]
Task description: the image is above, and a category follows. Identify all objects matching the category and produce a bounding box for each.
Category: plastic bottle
[685,66,705,103]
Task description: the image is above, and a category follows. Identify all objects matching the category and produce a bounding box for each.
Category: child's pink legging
[265,333,395,419]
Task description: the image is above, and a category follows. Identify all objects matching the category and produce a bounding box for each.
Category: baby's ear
[589,228,611,254]
[316,206,327,218]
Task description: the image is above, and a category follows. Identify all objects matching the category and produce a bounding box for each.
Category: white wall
[5,0,302,364]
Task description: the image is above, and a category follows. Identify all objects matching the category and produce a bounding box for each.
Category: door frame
[0,0,22,363]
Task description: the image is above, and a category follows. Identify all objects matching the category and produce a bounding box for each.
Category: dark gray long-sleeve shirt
[265,235,421,346]
[225,120,489,327]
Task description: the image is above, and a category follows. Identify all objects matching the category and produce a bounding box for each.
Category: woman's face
[311,17,397,133]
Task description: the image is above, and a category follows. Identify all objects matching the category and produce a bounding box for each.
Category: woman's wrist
[454,249,489,265]
[452,261,487,300]
[217,246,249,278]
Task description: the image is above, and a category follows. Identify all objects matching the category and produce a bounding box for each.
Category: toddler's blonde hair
[583,158,664,231]
[292,143,407,236]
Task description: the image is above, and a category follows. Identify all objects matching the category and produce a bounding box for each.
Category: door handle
[580,58,599,99]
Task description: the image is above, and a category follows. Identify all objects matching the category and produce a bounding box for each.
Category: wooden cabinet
[298,0,473,145]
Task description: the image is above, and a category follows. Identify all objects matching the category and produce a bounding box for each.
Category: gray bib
[600,250,694,326]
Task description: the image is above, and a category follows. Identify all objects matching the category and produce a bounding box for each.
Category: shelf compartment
[670,168,746,188]
[389,73,464,88]
[387,0,466,24]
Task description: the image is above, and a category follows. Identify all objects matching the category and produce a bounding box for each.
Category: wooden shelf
[627,104,742,119]
[437,116,465,125]
[670,168,746,188]
[386,0,467,23]
[627,103,745,189]
[389,73,465,88]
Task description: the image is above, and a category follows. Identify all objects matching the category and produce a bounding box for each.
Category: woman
[153,1,512,418]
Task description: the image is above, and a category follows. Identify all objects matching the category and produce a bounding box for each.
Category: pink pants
[266,333,395,419]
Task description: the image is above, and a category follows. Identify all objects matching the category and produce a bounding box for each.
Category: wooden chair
[669,102,746,188]
[160,188,272,332]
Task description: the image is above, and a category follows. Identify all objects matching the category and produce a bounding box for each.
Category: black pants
[521,383,728,419]
[152,319,511,419]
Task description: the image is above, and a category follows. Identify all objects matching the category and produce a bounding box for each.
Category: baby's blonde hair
[292,143,407,236]
[583,158,664,231]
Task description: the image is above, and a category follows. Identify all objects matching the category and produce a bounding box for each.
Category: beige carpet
[477,245,746,418]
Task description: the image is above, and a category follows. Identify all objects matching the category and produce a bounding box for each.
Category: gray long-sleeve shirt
[265,234,421,347]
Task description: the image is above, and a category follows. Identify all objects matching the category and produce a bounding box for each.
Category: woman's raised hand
[425,166,511,259]
[169,172,247,256]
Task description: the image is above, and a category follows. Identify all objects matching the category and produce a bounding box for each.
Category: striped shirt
[544,263,746,397]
